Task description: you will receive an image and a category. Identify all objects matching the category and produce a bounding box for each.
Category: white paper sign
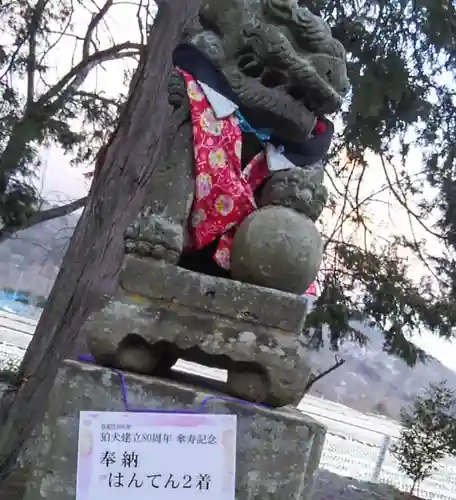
[76,411,237,500]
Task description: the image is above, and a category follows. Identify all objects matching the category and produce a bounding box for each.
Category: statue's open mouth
[237,53,307,103]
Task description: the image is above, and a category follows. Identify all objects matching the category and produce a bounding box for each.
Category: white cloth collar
[198,81,238,119]
[197,80,297,172]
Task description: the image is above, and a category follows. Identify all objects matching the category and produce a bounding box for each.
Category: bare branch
[379,153,443,240]
[303,355,346,393]
[37,5,75,75]
[0,197,86,244]
[74,90,121,107]
[37,42,142,111]
[83,0,115,59]
[0,44,24,83]
[80,0,116,48]
[136,0,146,47]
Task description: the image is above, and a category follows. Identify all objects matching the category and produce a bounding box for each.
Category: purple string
[78,355,271,414]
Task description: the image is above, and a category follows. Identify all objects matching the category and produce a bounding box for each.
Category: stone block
[121,256,308,332]
[24,360,325,500]
[84,257,312,407]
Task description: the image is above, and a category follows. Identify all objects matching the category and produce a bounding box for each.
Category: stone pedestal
[24,360,325,500]
[84,256,312,407]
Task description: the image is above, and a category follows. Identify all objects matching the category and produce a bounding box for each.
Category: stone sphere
[230,206,323,294]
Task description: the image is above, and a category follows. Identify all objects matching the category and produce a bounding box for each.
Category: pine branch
[0,197,86,244]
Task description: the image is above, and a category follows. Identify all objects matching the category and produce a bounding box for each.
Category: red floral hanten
[179,69,320,295]
[180,69,269,270]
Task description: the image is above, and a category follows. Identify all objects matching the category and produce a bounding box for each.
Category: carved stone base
[84,256,312,407]
[23,360,326,500]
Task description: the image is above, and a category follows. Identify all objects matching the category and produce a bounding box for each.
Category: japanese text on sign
[77,411,237,500]
[100,430,218,444]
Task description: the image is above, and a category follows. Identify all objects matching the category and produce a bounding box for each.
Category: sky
[39,148,90,202]
[24,1,456,372]
[35,0,145,201]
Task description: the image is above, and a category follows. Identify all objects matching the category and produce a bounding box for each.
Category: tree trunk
[0,0,201,487]
[0,120,38,194]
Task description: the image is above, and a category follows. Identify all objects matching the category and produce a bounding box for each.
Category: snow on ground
[1,306,456,499]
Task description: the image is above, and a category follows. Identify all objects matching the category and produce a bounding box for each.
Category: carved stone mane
[191,0,348,140]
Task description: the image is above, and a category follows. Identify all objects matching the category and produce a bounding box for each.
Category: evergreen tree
[300,0,456,366]
[1,0,456,367]
[0,0,153,240]
[0,0,201,485]
[391,382,456,495]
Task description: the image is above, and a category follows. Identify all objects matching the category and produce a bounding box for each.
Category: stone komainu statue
[124,0,348,294]
[85,0,349,407]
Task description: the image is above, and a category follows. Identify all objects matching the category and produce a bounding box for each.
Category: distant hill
[306,318,456,420]
[1,209,455,421]
[0,203,79,297]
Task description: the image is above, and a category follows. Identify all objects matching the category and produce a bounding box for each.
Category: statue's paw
[290,183,328,221]
[125,240,165,259]
[124,212,183,264]
[168,69,187,108]
[259,168,327,221]
[286,186,327,221]
[146,243,180,262]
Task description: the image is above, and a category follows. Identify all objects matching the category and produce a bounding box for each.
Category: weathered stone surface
[195,0,349,138]
[85,287,312,406]
[259,163,328,222]
[124,88,194,263]
[23,360,326,500]
[121,255,308,332]
[231,207,324,295]
[84,257,311,407]
[0,381,8,398]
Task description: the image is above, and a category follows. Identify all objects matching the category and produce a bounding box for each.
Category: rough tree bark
[0,0,201,487]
